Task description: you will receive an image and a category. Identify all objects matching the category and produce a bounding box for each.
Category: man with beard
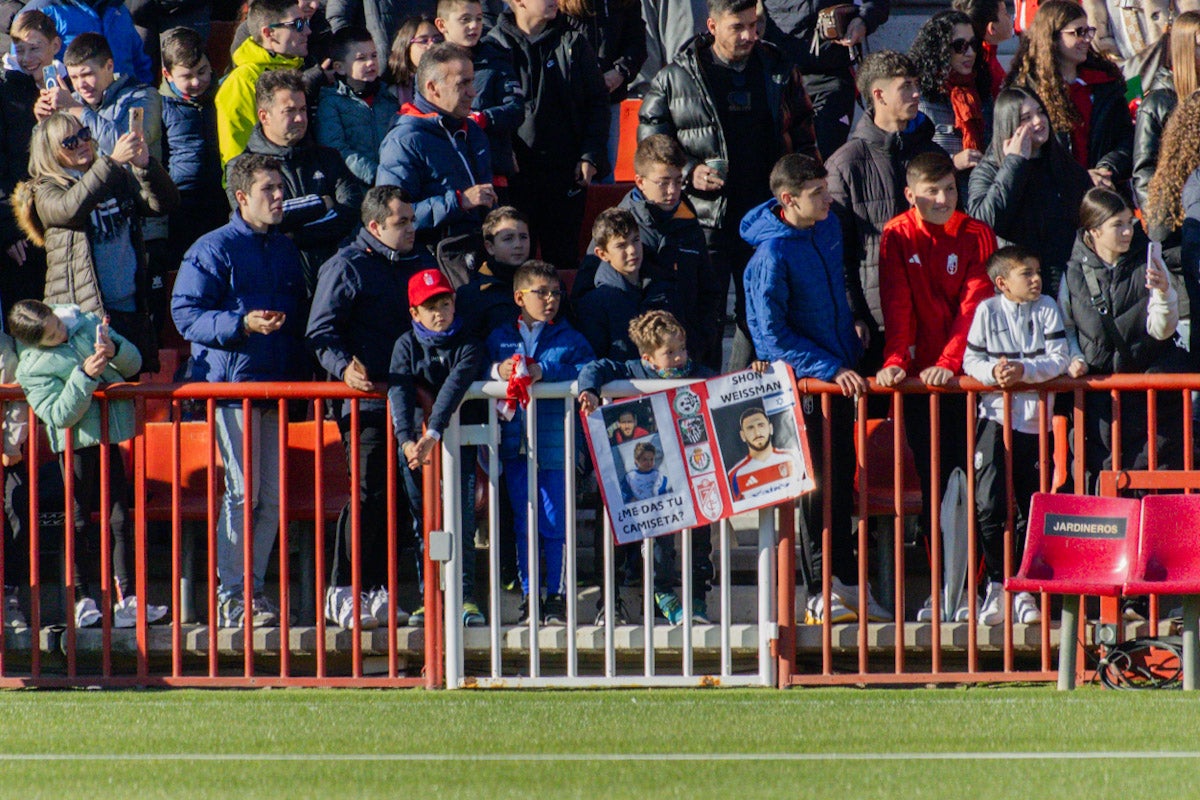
[727,407,802,503]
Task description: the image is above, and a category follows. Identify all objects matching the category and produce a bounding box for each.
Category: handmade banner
[583,362,815,545]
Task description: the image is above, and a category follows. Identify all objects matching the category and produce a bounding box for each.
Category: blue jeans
[503,458,565,597]
[215,405,280,601]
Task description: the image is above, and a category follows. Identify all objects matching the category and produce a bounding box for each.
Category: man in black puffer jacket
[825,51,946,372]
[762,0,890,159]
[225,69,363,294]
[637,0,817,370]
[484,0,610,273]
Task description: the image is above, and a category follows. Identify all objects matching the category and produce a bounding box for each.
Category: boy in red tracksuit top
[875,151,995,620]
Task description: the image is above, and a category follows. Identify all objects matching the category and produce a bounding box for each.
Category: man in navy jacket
[305,185,435,630]
[376,42,496,250]
[742,153,890,626]
[171,153,308,629]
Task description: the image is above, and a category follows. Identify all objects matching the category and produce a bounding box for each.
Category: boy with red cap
[387,268,487,626]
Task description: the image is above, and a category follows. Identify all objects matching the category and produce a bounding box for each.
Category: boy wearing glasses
[485,260,593,624]
[216,0,310,167]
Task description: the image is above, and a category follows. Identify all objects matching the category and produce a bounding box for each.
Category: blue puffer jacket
[376,95,492,242]
[159,80,219,195]
[741,200,863,382]
[305,227,435,416]
[316,79,399,186]
[471,39,522,178]
[573,261,683,362]
[485,317,594,469]
[24,0,153,84]
[171,210,309,385]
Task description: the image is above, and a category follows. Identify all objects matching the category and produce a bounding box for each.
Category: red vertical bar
[965,393,978,672]
[349,399,363,678]
[819,393,832,676]
[891,391,904,675]
[856,392,868,674]
[277,402,290,677]
[1146,388,1158,637]
[134,396,148,679]
[1185,390,1195,478]
[241,397,253,677]
[433,437,445,689]
[929,393,942,674]
[1073,388,1086,493]
[171,405,182,678]
[28,415,40,677]
[206,398,218,676]
[1111,389,1122,472]
[776,496,795,688]
[63,430,76,678]
[385,409,399,679]
[1002,392,1014,674]
[422,440,436,688]
[313,399,327,678]
[1037,394,1051,672]
[99,405,111,678]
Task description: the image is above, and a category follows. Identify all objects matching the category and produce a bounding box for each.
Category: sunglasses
[949,37,978,54]
[411,33,445,45]
[268,17,310,32]
[518,288,563,300]
[1058,25,1097,39]
[60,126,92,150]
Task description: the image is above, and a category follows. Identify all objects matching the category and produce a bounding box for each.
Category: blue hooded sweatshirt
[740,199,863,382]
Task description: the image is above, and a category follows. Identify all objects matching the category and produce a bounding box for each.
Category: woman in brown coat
[13,111,178,373]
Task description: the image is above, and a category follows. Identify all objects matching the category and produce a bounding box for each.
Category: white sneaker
[365,587,409,627]
[916,594,971,622]
[4,587,24,627]
[74,597,101,628]
[832,577,893,622]
[113,595,170,628]
[805,591,856,624]
[325,586,378,630]
[978,581,1005,625]
[1013,591,1042,624]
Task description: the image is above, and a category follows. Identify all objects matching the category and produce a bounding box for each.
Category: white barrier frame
[442,380,777,689]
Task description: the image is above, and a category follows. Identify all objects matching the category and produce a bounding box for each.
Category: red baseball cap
[408,269,455,308]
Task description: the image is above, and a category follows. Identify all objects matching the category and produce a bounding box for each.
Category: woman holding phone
[12,111,178,374]
[1057,187,1190,493]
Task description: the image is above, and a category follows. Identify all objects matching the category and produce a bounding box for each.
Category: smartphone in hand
[128,107,144,136]
[1146,241,1165,289]
[96,314,110,346]
[42,65,57,90]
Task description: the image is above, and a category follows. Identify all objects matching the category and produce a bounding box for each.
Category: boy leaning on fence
[962,245,1069,627]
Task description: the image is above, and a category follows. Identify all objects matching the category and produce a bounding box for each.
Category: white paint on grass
[1,752,1199,762]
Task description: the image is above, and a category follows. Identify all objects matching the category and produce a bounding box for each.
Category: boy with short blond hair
[578,309,718,624]
[486,260,593,624]
[574,207,683,361]
[962,245,1069,626]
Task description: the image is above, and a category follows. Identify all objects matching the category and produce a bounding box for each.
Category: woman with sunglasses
[910,9,993,171]
[388,14,443,102]
[12,112,178,372]
[1005,0,1133,188]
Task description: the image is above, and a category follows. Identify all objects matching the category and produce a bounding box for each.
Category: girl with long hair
[952,0,1015,98]
[1005,0,1133,186]
[12,112,178,373]
[967,87,1091,297]
[388,14,442,103]
[1133,11,1200,211]
[910,9,994,169]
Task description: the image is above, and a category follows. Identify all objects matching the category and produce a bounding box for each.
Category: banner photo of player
[582,362,814,544]
[709,364,814,514]
[586,394,697,544]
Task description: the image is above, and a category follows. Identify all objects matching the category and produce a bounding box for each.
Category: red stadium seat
[1006,492,1141,689]
[1125,495,1200,689]
[852,417,923,516]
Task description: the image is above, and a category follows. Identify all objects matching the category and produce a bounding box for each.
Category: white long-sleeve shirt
[963,294,1071,433]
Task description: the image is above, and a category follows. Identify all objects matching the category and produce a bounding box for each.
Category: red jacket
[878,208,995,374]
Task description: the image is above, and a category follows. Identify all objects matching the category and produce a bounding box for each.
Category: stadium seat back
[1124,494,1200,595]
[1006,492,1139,597]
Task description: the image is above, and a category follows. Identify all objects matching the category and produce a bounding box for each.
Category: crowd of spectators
[0,0,1194,632]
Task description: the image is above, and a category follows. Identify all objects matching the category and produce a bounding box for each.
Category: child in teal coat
[9,300,166,629]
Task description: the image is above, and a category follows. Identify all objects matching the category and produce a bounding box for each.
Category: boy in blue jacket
[388,269,486,627]
[159,27,225,269]
[578,310,720,624]
[486,260,593,624]
[742,153,890,625]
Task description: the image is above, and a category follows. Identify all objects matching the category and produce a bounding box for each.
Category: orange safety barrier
[777,373,1200,688]
[0,382,442,688]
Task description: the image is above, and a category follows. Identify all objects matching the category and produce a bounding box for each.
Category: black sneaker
[594,596,630,626]
[517,595,534,625]
[542,594,566,624]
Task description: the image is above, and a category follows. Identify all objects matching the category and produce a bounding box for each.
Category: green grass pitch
[0,686,1196,798]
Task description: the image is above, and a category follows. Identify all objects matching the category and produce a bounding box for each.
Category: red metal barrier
[0,382,442,688]
[778,373,1200,688]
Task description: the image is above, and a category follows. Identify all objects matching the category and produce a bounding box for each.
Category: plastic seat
[1125,494,1200,690]
[1006,492,1141,690]
[852,417,923,516]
